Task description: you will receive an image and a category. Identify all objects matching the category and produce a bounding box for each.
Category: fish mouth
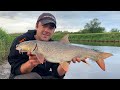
[16,46,24,54]
[16,45,20,50]
[16,47,22,54]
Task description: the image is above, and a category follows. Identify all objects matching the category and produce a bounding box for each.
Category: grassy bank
[0,28,13,64]
[9,32,120,41]
[52,32,120,41]
[52,32,120,46]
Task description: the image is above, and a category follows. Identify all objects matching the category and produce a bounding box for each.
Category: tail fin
[96,52,113,71]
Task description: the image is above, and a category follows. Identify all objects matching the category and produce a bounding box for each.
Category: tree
[110,28,120,32]
[83,18,105,33]
[79,29,89,33]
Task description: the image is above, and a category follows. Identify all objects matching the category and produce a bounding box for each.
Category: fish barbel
[16,34,113,71]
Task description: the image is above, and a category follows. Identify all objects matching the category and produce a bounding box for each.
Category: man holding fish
[8,12,83,79]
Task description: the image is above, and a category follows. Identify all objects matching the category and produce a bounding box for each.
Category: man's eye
[43,25,54,30]
[49,26,54,30]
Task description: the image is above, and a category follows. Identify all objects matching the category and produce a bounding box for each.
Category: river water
[64,44,120,79]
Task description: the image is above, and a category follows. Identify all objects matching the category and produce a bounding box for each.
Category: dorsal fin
[60,34,70,44]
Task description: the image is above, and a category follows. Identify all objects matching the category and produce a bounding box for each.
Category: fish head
[16,41,37,53]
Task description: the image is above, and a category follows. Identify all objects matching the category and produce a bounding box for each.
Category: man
[8,12,82,79]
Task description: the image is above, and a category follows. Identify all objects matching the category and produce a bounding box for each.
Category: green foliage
[52,33,120,47]
[55,31,63,34]
[81,18,105,33]
[0,28,11,63]
[0,28,21,64]
[110,28,120,32]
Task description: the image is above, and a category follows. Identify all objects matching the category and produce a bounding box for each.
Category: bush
[0,28,12,64]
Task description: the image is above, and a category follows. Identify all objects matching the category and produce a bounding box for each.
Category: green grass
[52,32,120,41]
[52,32,120,46]
[0,28,12,64]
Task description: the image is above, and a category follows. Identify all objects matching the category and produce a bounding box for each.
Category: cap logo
[19,38,26,43]
[43,15,55,20]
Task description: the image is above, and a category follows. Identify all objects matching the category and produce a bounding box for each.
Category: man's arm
[20,60,36,74]
[8,35,41,75]
[20,52,43,74]
[8,37,29,75]
[57,57,81,76]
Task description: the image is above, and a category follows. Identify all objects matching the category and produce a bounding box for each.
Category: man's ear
[36,23,38,28]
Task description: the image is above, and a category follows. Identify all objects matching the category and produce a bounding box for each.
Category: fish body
[16,34,113,71]
[34,41,102,63]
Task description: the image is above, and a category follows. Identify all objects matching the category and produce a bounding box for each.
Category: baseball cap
[37,13,56,28]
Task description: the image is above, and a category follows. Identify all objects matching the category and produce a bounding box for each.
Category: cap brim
[41,19,56,28]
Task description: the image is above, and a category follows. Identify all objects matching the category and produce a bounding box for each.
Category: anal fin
[60,61,70,72]
[96,59,105,71]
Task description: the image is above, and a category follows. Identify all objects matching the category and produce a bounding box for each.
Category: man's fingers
[29,55,37,60]
[76,58,81,62]
[29,53,45,64]
[29,59,43,66]
[72,58,76,63]
[72,56,88,63]
[29,60,39,67]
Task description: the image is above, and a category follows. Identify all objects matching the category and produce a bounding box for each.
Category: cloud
[0,11,120,33]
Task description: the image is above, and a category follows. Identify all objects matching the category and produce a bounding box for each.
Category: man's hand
[72,56,88,64]
[20,52,45,74]
[57,56,87,76]
[72,57,81,63]
[27,52,45,67]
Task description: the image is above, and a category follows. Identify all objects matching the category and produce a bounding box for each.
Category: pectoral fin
[35,52,45,64]
[60,61,70,72]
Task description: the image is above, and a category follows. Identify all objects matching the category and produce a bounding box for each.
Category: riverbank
[52,32,120,41]
[0,60,10,79]
[51,33,120,47]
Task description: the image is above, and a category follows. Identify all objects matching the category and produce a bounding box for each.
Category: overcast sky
[0,11,120,34]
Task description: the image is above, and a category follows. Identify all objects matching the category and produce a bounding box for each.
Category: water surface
[64,44,120,79]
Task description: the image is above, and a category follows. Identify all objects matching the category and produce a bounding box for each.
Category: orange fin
[95,52,113,71]
[100,52,113,59]
[96,59,105,71]
[19,38,26,43]
[60,62,70,72]
[60,34,70,44]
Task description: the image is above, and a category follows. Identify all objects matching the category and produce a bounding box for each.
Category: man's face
[35,22,55,41]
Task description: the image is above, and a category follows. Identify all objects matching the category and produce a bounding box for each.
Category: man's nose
[44,27,51,32]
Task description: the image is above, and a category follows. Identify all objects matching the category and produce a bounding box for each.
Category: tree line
[55,18,120,34]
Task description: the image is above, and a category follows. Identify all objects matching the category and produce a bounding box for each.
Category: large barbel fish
[16,34,113,71]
